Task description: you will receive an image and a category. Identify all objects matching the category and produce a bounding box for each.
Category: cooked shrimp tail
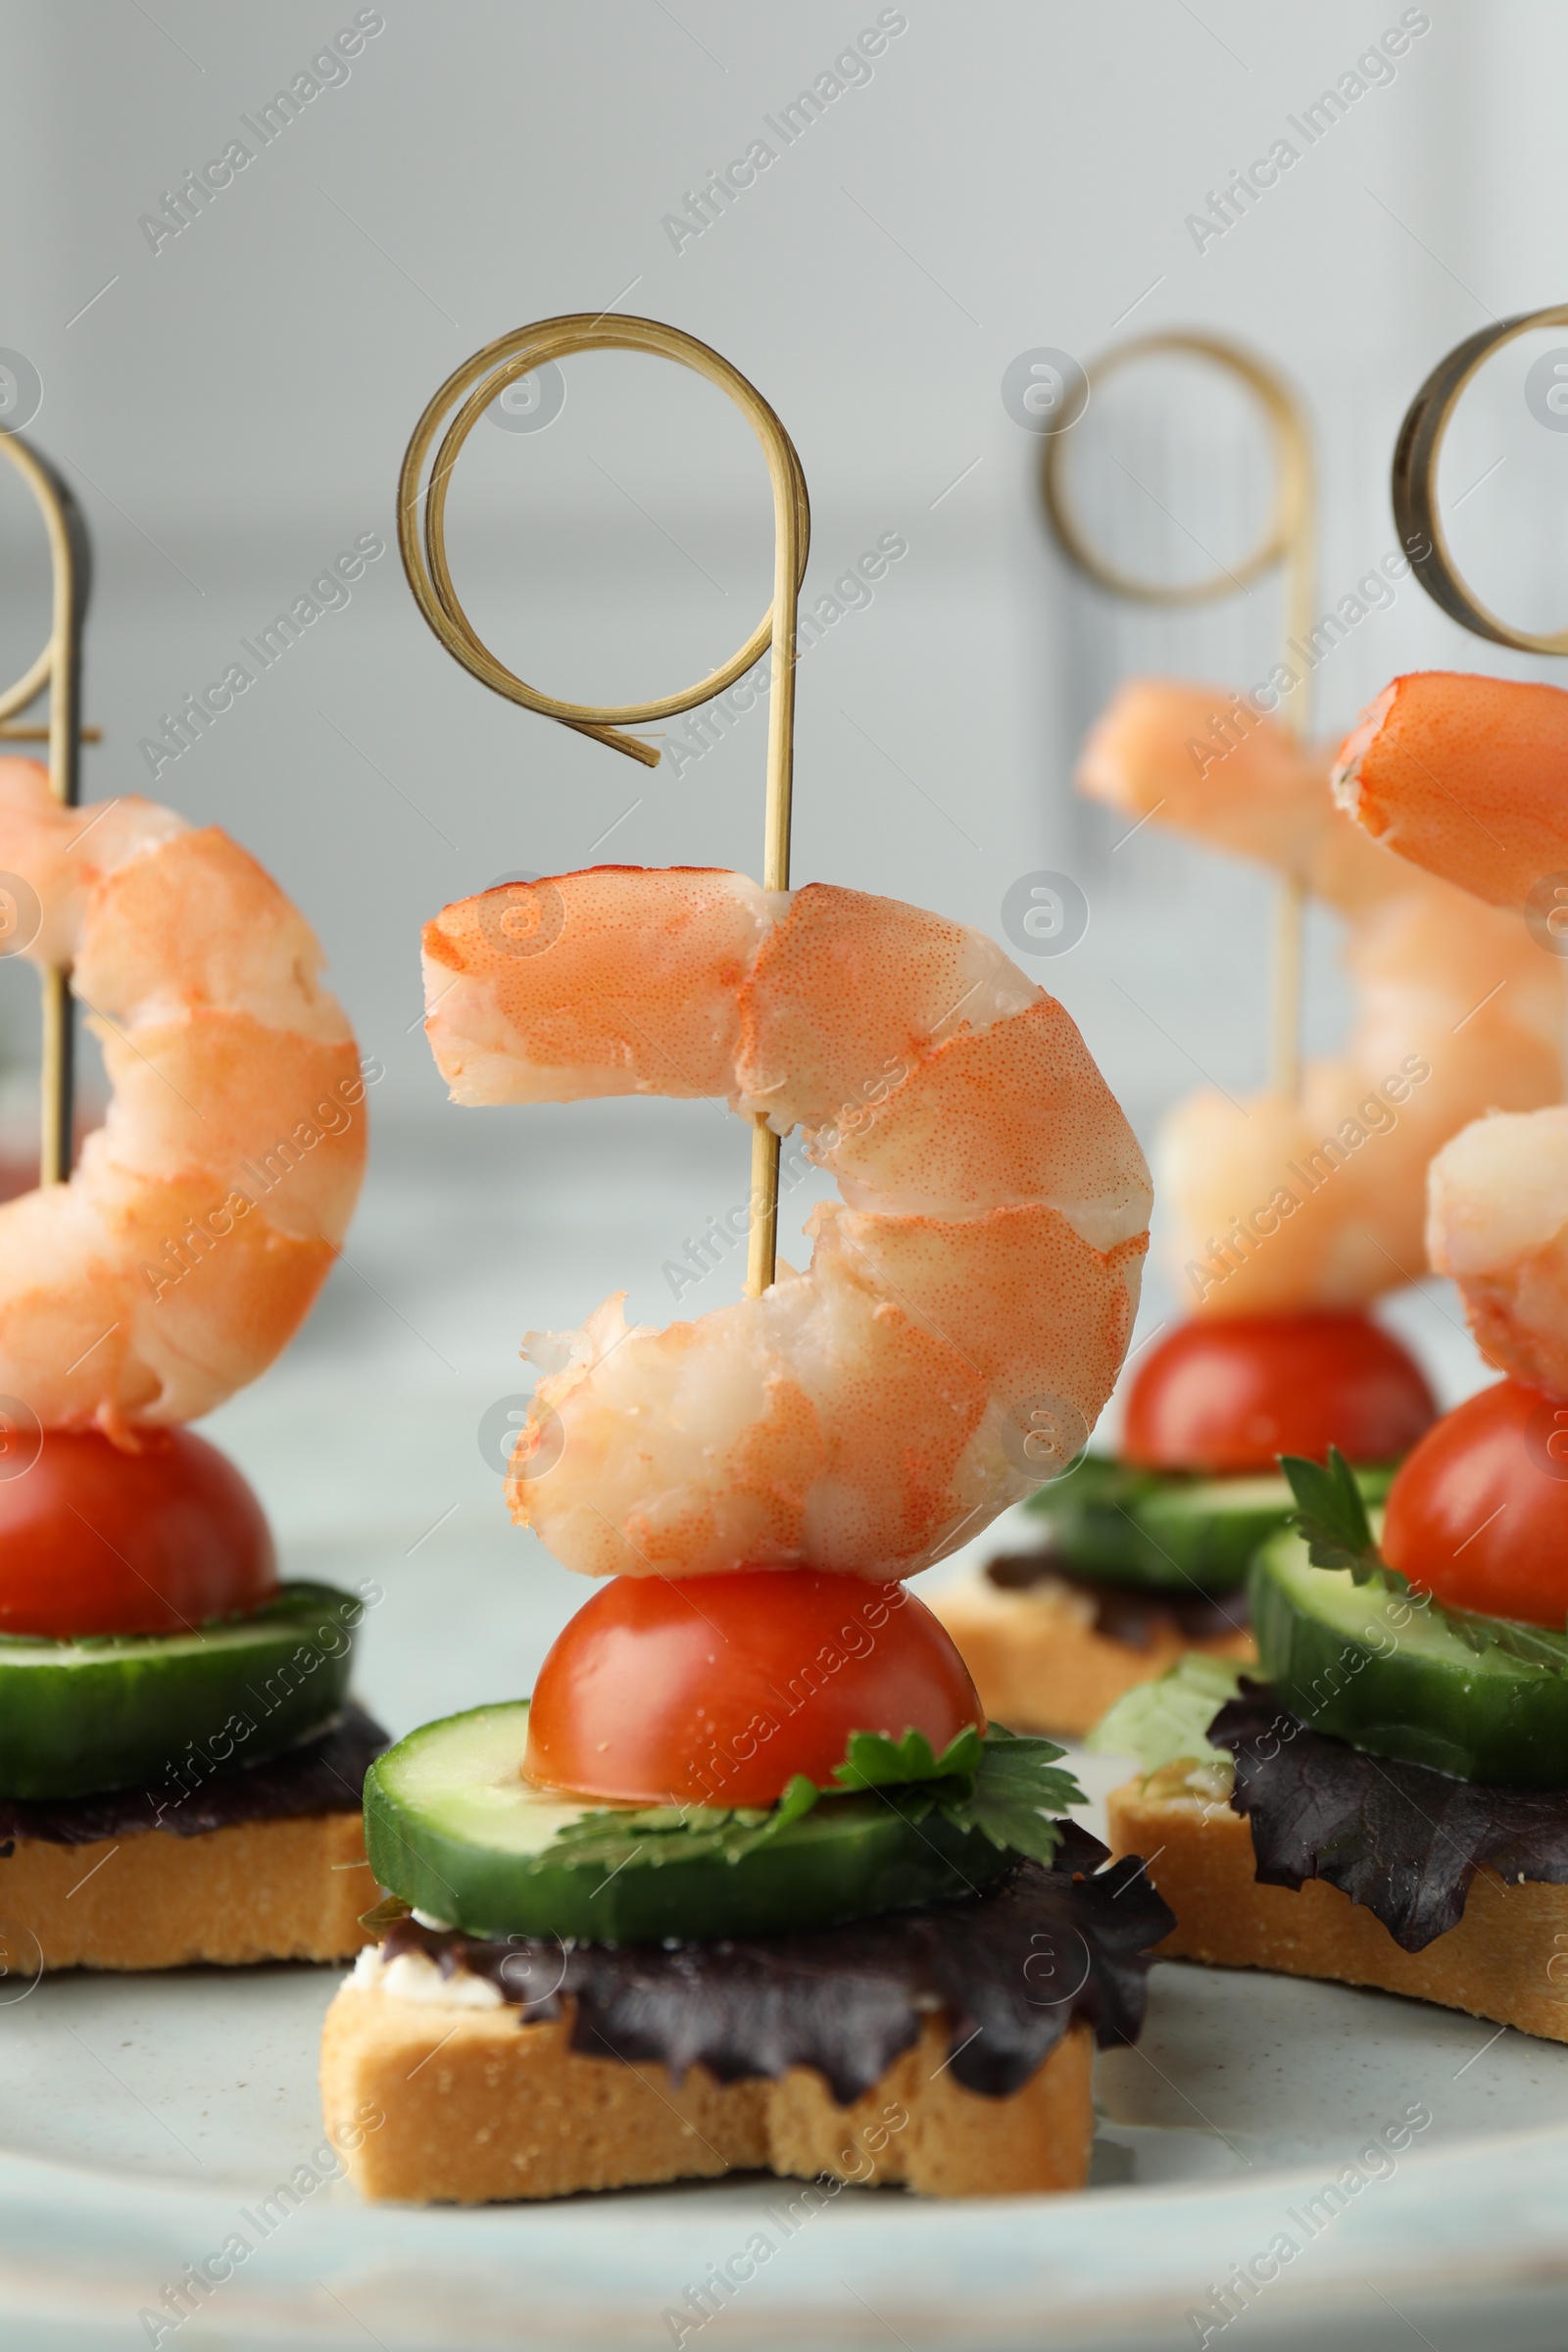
[1333,669,1568,912]
[423,868,1152,1579]
[1331,671,1568,1394]
[0,758,368,1430]
[1079,680,1564,1313]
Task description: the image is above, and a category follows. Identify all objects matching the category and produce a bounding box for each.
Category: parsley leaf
[547,1801,808,1878]
[941,1724,1086,1864]
[1280,1447,1397,1587]
[773,1774,822,1829]
[1438,1605,1568,1670]
[830,1725,984,1791]
[830,1722,1084,1863]
[540,1723,1087,1881]
[1280,1452,1568,1671]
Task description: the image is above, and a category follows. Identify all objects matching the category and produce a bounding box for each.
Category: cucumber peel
[1251,1529,1568,1785]
[0,1581,362,1799]
[1089,1466,1568,1790]
[1280,1446,1568,1670]
[1021,1452,1396,1595]
[365,1705,1085,1941]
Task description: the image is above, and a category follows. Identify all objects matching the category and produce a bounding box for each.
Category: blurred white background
[1,0,1565,1720]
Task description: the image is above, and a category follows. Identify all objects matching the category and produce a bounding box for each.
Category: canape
[323,1571,1173,2200]
[0,1428,383,1972]
[935,1314,1432,1737]
[1099,1431,1568,2041]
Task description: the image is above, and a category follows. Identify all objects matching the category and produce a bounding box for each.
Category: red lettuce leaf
[1210,1683,1568,1952]
[380,1823,1175,2103]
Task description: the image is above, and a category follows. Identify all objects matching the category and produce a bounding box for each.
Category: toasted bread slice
[0,1702,385,1972]
[1106,1779,1568,2042]
[0,1810,376,1973]
[319,1981,1094,2202]
[934,1572,1254,1739]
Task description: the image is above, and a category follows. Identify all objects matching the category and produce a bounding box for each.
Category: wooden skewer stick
[0,724,100,742]
[0,435,92,1186]
[1269,876,1305,1105]
[745,423,802,1299]
[398,317,810,1298]
[1041,329,1317,1102]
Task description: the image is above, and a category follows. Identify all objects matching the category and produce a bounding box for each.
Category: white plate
[9,1125,1568,2351]
[9,1948,1568,2351]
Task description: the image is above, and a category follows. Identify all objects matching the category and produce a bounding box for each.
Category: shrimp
[1333,671,1568,1395]
[1335,669,1568,912]
[0,758,367,1431]
[1076,680,1565,1313]
[422,867,1152,1579]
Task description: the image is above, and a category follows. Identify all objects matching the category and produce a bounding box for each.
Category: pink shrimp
[422,867,1152,1579]
[0,759,367,1430]
[1334,672,1568,1394]
[1077,680,1564,1313]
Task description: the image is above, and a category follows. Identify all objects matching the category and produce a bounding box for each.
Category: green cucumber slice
[364,1702,1016,1941]
[1250,1531,1568,1786]
[1023,1456,1395,1594]
[0,1581,361,1799]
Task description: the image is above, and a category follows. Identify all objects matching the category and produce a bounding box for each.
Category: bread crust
[933,1572,1254,1739]
[1107,1779,1568,2041]
[319,1983,1095,2202]
[0,1812,375,1972]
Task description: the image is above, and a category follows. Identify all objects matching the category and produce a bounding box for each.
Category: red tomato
[525,1568,985,1806]
[1383,1379,1568,1625]
[1123,1312,1437,1474]
[0,1428,278,1637]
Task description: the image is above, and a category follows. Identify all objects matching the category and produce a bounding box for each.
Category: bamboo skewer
[1041,330,1316,1102]
[0,435,91,1186]
[1272,443,1319,1106]
[397,316,810,1298]
[0,725,100,742]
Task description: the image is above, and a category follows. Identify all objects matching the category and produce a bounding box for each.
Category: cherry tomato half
[1123,1312,1437,1474]
[0,1427,278,1637]
[1383,1379,1568,1626]
[525,1568,985,1806]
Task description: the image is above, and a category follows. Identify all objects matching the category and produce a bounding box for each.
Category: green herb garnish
[543,1722,1085,1881]
[1281,1446,1387,1582]
[1282,1448,1568,1670]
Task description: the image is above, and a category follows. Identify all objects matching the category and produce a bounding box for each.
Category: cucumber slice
[0,1582,361,1799]
[365,1702,1016,1941]
[1250,1531,1568,1786]
[1023,1456,1395,1594]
